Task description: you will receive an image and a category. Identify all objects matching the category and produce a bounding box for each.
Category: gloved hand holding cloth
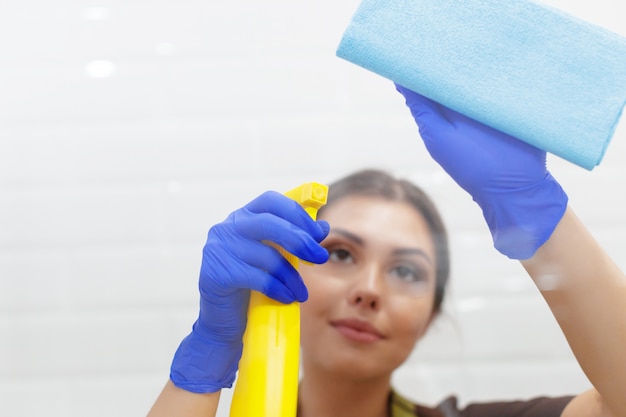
[396,85,568,260]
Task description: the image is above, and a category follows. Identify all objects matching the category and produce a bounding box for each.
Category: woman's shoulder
[389,389,443,417]
[390,389,574,417]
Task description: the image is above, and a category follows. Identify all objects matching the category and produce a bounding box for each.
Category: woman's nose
[348,267,382,311]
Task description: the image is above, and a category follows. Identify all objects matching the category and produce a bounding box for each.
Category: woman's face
[299,195,438,380]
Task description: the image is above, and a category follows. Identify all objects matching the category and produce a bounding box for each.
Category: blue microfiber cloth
[336,0,626,170]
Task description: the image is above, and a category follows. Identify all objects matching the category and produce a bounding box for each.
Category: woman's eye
[390,264,424,283]
[328,248,353,264]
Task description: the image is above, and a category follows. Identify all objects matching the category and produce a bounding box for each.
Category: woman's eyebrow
[328,228,364,246]
[393,248,433,265]
[329,229,434,265]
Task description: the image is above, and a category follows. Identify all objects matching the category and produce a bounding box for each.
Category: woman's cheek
[394,297,434,341]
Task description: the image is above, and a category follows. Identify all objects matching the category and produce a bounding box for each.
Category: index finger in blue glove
[230,210,329,265]
[244,191,329,243]
[232,191,329,262]
[395,82,547,182]
[201,237,308,303]
[394,84,452,129]
[395,83,497,135]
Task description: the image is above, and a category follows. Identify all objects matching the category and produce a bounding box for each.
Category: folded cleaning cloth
[336,0,626,170]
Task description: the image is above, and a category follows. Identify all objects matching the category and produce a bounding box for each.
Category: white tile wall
[1,1,625,415]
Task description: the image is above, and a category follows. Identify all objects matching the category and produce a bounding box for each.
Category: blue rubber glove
[396,84,568,259]
[170,191,329,393]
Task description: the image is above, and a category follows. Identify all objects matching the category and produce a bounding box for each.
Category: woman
[147,86,625,417]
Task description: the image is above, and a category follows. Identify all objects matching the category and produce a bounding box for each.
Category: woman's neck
[297,368,391,417]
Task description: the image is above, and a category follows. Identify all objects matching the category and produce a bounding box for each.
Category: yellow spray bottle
[229,182,328,417]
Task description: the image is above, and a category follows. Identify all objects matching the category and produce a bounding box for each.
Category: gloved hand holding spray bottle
[169,182,329,417]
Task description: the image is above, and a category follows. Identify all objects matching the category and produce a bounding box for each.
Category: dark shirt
[389,389,574,417]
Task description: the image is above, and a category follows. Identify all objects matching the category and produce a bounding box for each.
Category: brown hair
[319,169,450,314]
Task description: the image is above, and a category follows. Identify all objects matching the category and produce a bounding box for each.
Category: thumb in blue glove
[170,191,329,393]
[395,84,568,259]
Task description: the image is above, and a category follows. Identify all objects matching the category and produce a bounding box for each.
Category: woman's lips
[331,318,384,343]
